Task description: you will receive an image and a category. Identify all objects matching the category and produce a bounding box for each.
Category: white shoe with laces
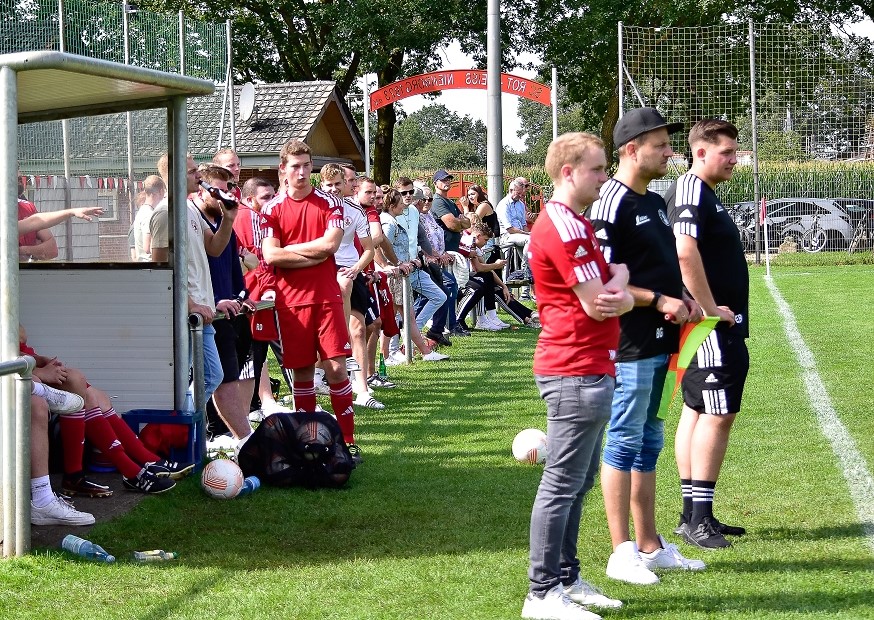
[474,316,501,331]
[563,576,623,609]
[421,350,449,361]
[41,385,84,414]
[521,584,602,620]
[31,493,95,526]
[640,535,707,571]
[606,540,660,585]
[384,351,408,366]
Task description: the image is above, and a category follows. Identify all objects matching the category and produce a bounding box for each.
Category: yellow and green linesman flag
[657,316,720,419]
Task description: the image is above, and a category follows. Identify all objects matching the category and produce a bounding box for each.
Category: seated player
[21,326,190,495]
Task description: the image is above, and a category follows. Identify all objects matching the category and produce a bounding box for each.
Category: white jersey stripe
[545,202,589,243]
[590,179,626,224]
[696,331,724,368]
[676,173,702,207]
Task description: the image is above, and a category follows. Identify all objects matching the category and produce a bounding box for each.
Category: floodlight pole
[58,0,73,260]
[551,67,558,140]
[486,0,503,201]
[123,1,135,220]
[749,19,764,270]
[364,76,371,177]
[226,20,236,151]
[618,22,624,119]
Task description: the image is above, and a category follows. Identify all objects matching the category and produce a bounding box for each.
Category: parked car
[754,198,854,252]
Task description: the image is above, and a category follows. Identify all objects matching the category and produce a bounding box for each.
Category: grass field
[1,262,872,619]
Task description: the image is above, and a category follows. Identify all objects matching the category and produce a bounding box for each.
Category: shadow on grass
[629,590,874,617]
[755,522,873,542]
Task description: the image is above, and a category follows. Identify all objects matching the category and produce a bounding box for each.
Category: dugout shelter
[0,50,214,556]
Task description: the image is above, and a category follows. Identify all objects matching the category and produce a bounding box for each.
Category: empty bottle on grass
[133,550,178,562]
[237,476,260,497]
[62,535,115,563]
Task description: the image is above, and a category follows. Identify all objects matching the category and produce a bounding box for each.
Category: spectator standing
[665,119,750,549]
[522,132,633,620]
[429,170,470,338]
[589,108,705,584]
[133,174,165,262]
[260,140,362,461]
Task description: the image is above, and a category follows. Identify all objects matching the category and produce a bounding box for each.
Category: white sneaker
[521,584,602,620]
[41,385,84,414]
[487,313,511,328]
[474,316,501,331]
[421,350,449,361]
[384,351,407,366]
[261,400,293,416]
[640,535,706,571]
[563,577,623,609]
[606,540,659,585]
[31,493,95,526]
[248,408,265,423]
[314,381,331,395]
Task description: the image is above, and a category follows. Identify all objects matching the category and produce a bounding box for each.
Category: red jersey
[529,200,619,377]
[260,188,345,308]
[233,206,276,296]
[18,199,38,247]
[353,202,381,273]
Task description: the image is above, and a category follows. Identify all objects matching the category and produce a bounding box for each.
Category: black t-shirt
[588,178,682,361]
[481,207,500,239]
[431,194,463,251]
[665,173,749,338]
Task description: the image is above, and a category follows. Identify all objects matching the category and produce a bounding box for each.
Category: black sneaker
[123,470,176,494]
[367,374,397,389]
[62,473,113,498]
[347,443,363,465]
[425,332,452,347]
[681,516,731,549]
[449,325,471,337]
[146,459,195,480]
[712,516,746,536]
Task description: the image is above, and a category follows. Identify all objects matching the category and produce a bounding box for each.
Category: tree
[139,0,527,184]
[391,104,487,170]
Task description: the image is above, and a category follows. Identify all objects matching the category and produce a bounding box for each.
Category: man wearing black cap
[589,107,705,585]
[430,169,470,338]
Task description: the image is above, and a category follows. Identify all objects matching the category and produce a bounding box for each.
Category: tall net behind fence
[622,22,874,255]
[7,0,227,261]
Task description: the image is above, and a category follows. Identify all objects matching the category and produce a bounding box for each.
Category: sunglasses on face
[425,199,433,203]
[399,189,415,196]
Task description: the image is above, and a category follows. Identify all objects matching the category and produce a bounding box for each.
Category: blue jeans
[529,373,614,595]
[603,354,668,473]
[424,269,458,334]
[409,270,447,330]
[189,323,223,404]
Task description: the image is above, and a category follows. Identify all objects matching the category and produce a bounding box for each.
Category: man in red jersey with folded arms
[522,132,634,620]
[260,140,361,462]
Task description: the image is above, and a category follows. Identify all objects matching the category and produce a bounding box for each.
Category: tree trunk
[372,49,405,184]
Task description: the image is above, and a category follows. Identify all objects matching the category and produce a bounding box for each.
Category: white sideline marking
[766,276,874,553]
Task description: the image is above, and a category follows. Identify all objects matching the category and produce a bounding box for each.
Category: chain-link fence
[6,0,228,261]
[621,21,874,257]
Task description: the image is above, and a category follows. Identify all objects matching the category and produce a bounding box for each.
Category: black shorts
[682,330,749,415]
[350,273,378,326]
[213,318,243,384]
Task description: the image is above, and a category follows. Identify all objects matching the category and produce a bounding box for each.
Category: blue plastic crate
[122,408,205,470]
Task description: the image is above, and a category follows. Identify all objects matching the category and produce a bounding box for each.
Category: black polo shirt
[665,172,749,338]
[588,178,682,361]
[431,194,463,251]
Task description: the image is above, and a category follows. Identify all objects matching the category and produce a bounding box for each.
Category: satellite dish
[239,82,256,122]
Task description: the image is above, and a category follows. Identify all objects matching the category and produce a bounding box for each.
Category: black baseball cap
[433,169,453,183]
[613,107,683,148]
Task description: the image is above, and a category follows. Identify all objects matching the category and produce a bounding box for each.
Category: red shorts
[375,278,399,337]
[276,302,351,369]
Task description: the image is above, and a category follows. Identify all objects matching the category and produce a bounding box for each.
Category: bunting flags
[657,316,720,419]
[19,174,134,191]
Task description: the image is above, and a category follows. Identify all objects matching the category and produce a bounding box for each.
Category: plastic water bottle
[378,353,388,379]
[133,550,178,562]
[61,535,116,563]
[236,475,260,497]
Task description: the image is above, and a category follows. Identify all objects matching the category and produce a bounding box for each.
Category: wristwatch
[649,291,662,308]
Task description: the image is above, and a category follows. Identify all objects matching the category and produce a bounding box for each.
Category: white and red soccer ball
[201,458,244,499]
[512,428,548,465]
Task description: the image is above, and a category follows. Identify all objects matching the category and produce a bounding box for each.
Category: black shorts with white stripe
[682,330,749,415]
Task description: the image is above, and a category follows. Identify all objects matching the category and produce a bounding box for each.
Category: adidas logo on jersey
[715,204,725,212]
[635,215,651,226]
[679,209,693,219]
[704,373,718,384]
[343,342,352,350]
[574,245,588,258]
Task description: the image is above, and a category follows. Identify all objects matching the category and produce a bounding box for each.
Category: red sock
[58,412,86,475]
[293,379,317,412]
[329,379,355,444]
[103,408,160,464]
[83,407,142,479]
